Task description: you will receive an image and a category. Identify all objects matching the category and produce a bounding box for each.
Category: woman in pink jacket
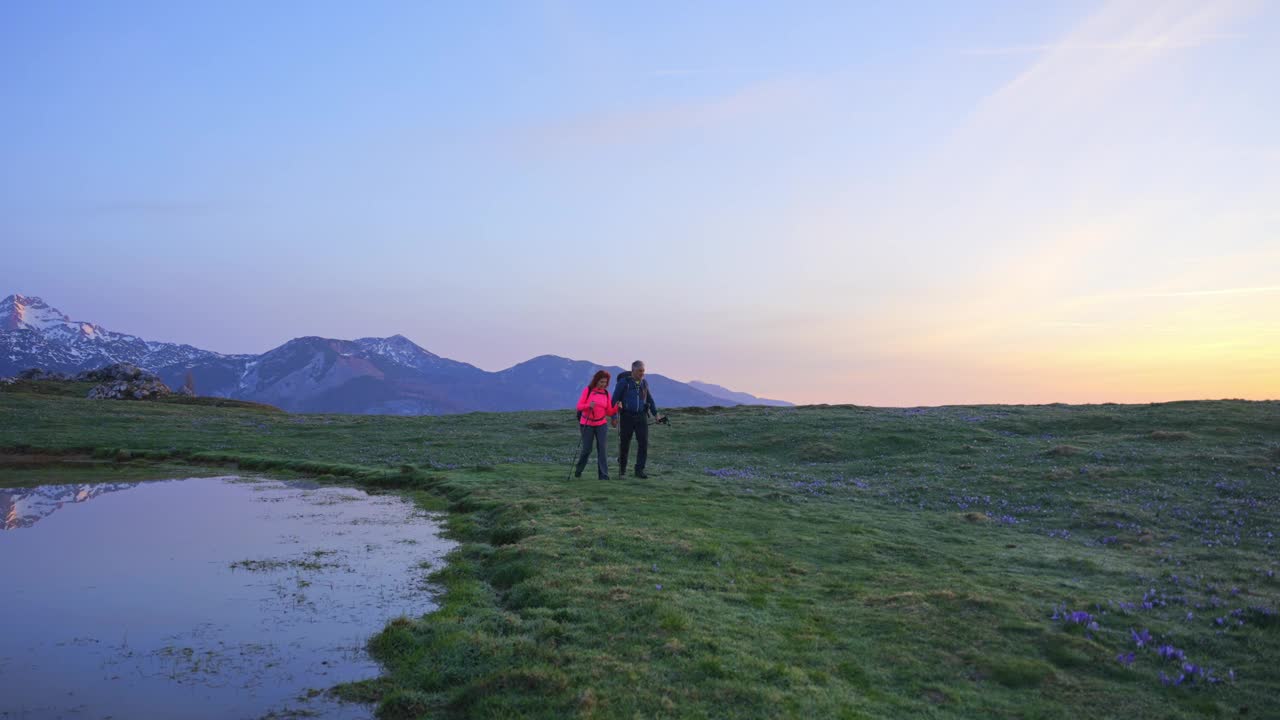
[575,369,620,479]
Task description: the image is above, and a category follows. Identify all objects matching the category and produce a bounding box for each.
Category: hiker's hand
[610,418,618,428]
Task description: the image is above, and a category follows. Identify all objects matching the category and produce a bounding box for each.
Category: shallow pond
[0,475,455,719]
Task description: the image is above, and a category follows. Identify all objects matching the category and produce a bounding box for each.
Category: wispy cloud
[646,68,767,78]
[79,201,215,217]
[961,0,1261,137]
[1136,285,1280,298]
[963,32,1244,56]
[648,68,704,78]
[513,75,823,149]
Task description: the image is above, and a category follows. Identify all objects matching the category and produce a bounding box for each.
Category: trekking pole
[566,433,583,481]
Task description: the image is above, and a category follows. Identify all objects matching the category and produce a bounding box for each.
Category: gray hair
[631,360,645,371]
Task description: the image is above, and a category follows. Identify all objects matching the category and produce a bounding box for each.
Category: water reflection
[0,476,455,719]
[2,482,139,530]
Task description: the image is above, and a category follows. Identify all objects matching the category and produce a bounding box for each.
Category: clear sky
[3,1,1277,405]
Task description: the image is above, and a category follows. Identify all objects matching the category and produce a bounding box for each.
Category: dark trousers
[618,412,649,472]
[576,423,609,478]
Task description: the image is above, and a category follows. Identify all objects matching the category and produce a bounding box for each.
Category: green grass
[0,454,222,486]
[2,384,1278,719]
[1,378,284,411]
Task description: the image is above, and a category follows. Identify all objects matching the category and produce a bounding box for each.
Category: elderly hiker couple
[574,360,666,480]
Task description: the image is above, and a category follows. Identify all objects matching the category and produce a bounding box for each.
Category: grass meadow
[2,381,1278,719]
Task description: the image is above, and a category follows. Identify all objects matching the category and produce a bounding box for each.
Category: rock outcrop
[76,363,151,383]
[82,363,172,400]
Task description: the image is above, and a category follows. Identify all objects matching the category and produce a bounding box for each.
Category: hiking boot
[599,475,610,481]
[635,469,648,479]
[574,470,582,478]
[619,466,627,477]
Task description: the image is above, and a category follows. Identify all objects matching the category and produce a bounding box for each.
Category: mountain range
[1,294,792,414]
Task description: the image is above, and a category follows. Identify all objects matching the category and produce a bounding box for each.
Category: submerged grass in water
[2,385,1278,718]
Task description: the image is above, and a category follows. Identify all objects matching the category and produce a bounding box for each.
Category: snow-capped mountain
[3,293,780,414]
[2,294,78,332]
[1,482,139,530]
[1,294,235,377]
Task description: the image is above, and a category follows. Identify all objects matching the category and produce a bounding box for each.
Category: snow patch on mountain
[0,294,231,378]
[2,294,72,332]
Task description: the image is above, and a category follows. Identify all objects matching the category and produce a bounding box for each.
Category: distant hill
[1,294,759,415]
[495,356,735,412]
[687,380,793,407]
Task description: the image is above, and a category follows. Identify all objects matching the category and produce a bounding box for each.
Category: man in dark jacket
[612,360,659,478]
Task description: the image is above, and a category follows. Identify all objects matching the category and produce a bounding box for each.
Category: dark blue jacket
[613,372,657,416]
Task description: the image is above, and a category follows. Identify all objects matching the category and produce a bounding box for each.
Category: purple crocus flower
[1131,628,1152,647]
[1116,652,1135,667]
[1067,610,1094,625]
[1156,645,1185,661]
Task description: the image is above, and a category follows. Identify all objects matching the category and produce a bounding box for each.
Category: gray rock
[86,376,172,401]
[76,363,153,383]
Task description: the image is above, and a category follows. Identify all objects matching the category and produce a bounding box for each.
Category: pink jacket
[577,387,617,426]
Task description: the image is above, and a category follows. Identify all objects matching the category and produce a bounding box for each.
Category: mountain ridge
[687,380,794,407]
[2,294,789,414]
